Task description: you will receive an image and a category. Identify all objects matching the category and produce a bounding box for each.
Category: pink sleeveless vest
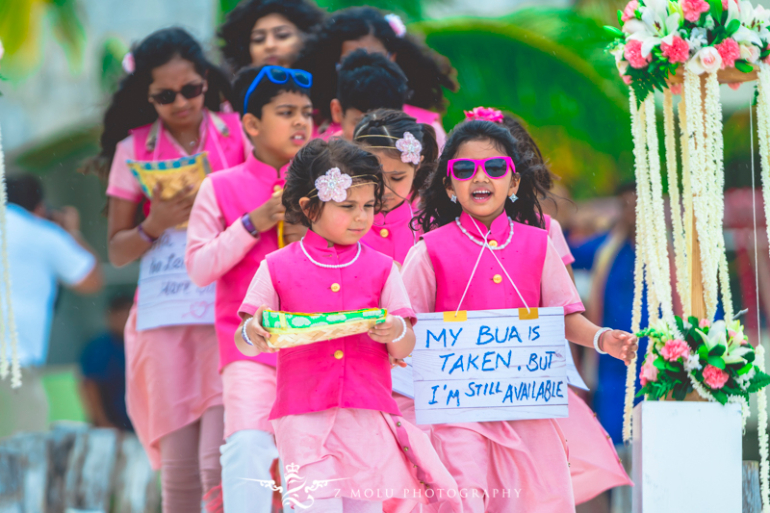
[209,152,287,370]
[361,199,419,265]
[130,109,244,170]
[423,212,548,312]
[266,230,400,419]
[402,104,440,127]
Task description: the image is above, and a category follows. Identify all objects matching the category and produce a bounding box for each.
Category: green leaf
[737,363,754,376]
[712,390,728,404]
[699,345,709,359]
[761,49,770,59]
[725,18,741,36]
[618,10,624,27]
[707,355,726,369]
[736,60,754,73]
[653,358,668,371]
[709,345,726,357]
[708,0,723,21]
[673,384,688,401]
[748,370,770,393]
[603,25,625,39]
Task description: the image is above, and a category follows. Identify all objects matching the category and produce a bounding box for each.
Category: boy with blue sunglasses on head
[185,64,313,513]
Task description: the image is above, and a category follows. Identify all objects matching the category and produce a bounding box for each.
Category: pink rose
[699,318,711,328]
[622,0,639,22]
[688,47,722,75]
[623,75,633,85]
[670,83,683,95]
[661,35,691,64]
[625,39,651,69]
[715,38,741,69]
[640,357,659,386]
[702,364,730,389]
[661,338,690,362]
[740,43,760,64]
[682,0,711,22]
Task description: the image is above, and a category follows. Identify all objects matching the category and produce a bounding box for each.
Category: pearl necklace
[454,217,514,250]
[299,238,361,268]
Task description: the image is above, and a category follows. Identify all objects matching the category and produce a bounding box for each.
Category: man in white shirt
[0,174,102,438]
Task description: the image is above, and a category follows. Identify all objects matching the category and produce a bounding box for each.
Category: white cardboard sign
[136,229,216,331]
[399,307,569,425]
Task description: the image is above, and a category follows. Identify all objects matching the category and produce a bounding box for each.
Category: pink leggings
[159,406,225,513]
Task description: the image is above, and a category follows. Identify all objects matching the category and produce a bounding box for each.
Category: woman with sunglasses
[84,28,246,513]
[402,120,638,513]
[218,0,324,72]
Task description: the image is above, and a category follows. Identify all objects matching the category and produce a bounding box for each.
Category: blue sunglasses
[242,66,313,114]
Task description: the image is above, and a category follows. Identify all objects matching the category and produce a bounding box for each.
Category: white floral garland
[665,89,691,313]
[679,94,695,318]
[624,90,645,442]
[758,64,770,290]
[0,123,20,388]
[756,344,770,513]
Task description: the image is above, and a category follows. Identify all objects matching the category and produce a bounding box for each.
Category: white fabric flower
[687,46,723,75]
[684,353,703,372]
[315,167,352,203]
[384,14,406,38]
[395,132,422,165]
[740,43,760,63]
[687,27,709,53]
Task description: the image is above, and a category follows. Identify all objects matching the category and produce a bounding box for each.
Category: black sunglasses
[149,82,205,105]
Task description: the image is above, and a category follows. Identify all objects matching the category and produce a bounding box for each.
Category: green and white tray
[262,308,387,348]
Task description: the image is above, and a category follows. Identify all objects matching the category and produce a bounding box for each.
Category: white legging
[220,429,279,513]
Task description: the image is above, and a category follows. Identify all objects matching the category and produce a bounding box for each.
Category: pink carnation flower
[624,39,651,69]
[670,83,683,95]
[716,38,741,69]
[661,338,690,362]
[702,364,730,389]
[661,35,690,64]
[622,0,639,22]
[699,318,711,328]
[682,0,711,22]
[623,75,633,85]
[640,357,659,386]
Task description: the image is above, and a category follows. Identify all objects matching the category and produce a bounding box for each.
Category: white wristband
[593,327,611,355]
[391,316,408,343]
[242,318,254,346]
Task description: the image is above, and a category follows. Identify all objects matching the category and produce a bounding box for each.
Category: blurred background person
[0,174,102,439]
[79,293,134,431]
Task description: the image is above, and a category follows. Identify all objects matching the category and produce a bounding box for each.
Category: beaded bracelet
[391,316,408,343]
[241,213,259,238]
[241,318,254,346]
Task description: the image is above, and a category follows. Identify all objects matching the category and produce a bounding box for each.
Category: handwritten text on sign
[410,308,567,425]
[136,229,216,331]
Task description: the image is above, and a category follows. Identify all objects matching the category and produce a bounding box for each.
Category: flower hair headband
[308,168,379,202]
[464,106,504,124]
[355,131,422,165]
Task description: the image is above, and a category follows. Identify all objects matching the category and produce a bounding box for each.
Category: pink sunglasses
[447,156,516,181]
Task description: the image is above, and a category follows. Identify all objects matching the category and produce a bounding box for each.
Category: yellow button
[380,228,389,238]
[334,350,344,359]
[488,240,498,248]
[493,274,503,284]
[331,283,341,292]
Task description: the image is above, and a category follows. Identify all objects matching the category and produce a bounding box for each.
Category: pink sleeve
[185,177,259,287]
[540,239,584,315]
[238,260,279,316]
[380,263,416,324]
[548,218,575,265]
[106,136,144,202]
[400,241,437,314]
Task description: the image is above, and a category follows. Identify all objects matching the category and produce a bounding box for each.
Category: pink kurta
[402,212,580,513]
[107,110,245,468]
[361,199,418,265]
[545,215,575,265]
[185,152,287,438]
[239,232,462,511]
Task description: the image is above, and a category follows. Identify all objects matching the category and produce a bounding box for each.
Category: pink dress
[543,215,632,502]
[361,199,419,266]
[402,212,581,513]
[239,231,461,512]
[185,151,289,438]
[106,110,246,468]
